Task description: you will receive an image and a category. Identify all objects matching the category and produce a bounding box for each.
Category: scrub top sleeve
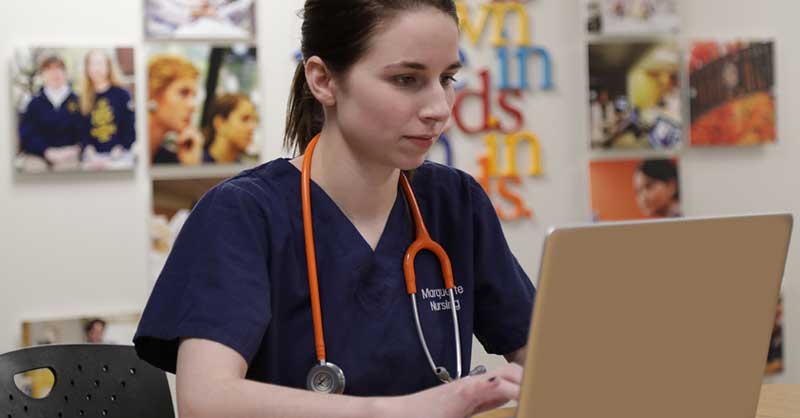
[467,176,536,356]
[134,181,272,373]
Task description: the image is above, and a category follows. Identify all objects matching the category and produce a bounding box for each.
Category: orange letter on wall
[497,175,533,221]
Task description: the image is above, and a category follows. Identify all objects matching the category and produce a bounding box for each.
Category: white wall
[0,0,797,387]
[673,0,800,385]
[0,0,151,349]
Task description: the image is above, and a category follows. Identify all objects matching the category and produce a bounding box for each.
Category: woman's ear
[667,179,678,200]
[212,114,224,132]
[304,56,337,107]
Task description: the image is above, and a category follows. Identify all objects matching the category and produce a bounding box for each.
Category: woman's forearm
[179,375,391,418]
[176,339,393,418]
[173,338,521,418]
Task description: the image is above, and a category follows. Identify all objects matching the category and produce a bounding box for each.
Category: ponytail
[284,62,323,156]
[286,0,458,156]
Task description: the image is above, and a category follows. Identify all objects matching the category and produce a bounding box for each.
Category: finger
[489,363,524,385]
[463,375,520,413]
[490,378,520,401]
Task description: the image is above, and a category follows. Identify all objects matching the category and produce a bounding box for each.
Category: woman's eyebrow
[384,61,463,71]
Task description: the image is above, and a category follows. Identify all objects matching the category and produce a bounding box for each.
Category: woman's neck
[292,126,399,248]
[209,136,240,163]
[93,81,111,94]
[654,200,681,218]
[148,117,167,156]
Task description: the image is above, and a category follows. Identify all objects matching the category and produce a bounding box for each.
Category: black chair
[1,344,174,418]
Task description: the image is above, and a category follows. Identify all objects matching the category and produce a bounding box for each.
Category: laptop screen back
[517,214,792,418]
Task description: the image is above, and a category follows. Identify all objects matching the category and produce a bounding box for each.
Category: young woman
[202,93,258,163]
[79,49,136,164]
[633,158,682,218]
[148,54,204,165]
[135,1,536,417]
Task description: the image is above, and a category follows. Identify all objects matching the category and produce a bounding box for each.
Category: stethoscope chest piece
[306,361,346,394]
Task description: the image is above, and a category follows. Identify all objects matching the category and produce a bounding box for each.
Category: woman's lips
[405,135,436,148]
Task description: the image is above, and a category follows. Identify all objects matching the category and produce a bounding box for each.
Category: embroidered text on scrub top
[421,285,465,312]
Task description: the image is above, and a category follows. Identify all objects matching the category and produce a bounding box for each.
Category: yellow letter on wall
[456,1,531,47]
[503,131,543,177]
[456,2,491,46]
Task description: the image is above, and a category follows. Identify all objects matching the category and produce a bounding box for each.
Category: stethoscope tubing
[301,134,327,364]
[301,133,462,385]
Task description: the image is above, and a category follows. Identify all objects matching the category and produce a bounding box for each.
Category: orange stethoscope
[301,133,465,393]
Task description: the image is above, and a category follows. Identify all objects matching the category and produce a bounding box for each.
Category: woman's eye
[393,75,418,86]
[441,75,458,86]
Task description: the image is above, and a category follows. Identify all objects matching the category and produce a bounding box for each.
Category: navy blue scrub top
[134,158,536,396]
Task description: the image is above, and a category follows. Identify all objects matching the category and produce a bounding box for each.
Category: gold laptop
[498,214,791,418]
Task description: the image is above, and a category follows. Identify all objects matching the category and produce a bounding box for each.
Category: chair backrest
[1,344,174,418]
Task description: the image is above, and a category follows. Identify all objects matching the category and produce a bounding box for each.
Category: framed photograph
[147,44,260,167]
[689,40,776,146]
[11,47,136,173]
[14,312,140,398]
[589,157,681,221]
[765,297,784,376]
[585,0,679,36]
[144,0,256,40]
[21,312,141,347]
[150,176,227,287]
[589,41,682,150]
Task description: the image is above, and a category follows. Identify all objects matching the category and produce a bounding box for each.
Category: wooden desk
[472,384,800,418]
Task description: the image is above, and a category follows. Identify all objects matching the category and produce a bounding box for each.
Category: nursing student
[134,1,536,417]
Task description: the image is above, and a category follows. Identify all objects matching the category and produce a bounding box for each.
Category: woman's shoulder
[413,160,484,198]
[27,91,50,108]
[105,87,134,110]
[206,158,298,210]
[107,86,132,98]
[411,161,488,215]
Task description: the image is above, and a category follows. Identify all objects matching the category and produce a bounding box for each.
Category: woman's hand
[176,126,204,165]
[379,363,523,418]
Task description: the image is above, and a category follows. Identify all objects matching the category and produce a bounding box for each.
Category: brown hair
[39,55,65,72]
[147,54,199,106]
[284,0,458,156]
[203,93,252,148]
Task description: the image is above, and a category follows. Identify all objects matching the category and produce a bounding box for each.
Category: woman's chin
[396,155,427,171]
